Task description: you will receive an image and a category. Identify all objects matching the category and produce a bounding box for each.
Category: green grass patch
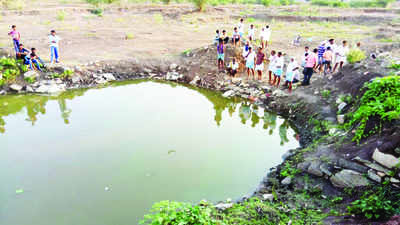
[347,48,366,64]
[0,58,27,86]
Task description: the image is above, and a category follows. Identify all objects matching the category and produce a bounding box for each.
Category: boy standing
[255,47,265,80]
[49,30,61,64]
[217,39,225,71]
[273,52,284,87]
[263,25,271,48]
[333,40,349,72]
[8,25,21,54]
[238,18,244,38]
[323,46,333,74]
[268,50,276,83]
[285,57,299,91]
[214,30,220,45]
[245,47,256,79]
[248,24,255,42]
[317,41,326,72]
[302,48,318,86]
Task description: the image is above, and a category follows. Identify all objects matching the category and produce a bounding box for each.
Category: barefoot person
[317,41,326,73]
[214,29,220,45]
[8,25,21,54]
[238,18,245,38]
[285,57,299,91]
[217,39,225,71]
[227,57,239,77]
[273,52,284,87]
[29,48,45,72]
[263,25,271,48]
[245,47,256,79]
[219,30,229,44]
[333,40,349,72]
[255,47,265,80]
[16,44,29,64]
[268,50,276,83]
[49,30,61,64]
[322,46,333,74]
[232,27,241,47]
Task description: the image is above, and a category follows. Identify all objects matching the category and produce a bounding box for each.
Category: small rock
[329,128,338,135]
[189,76,201,86]
[24,70,39,79]
[320,163,333,176]
[372,149,399,169]
[281,177,292,185]
[338,102,347,112]
[9,84,23,92]
[165,72,183,81]
[395,147,400,155]
[215,203,233,211]
[222,90,235,98]
[232,77,242,85]
[272,89,288,97]
[377,171,386,177]
[337,115,345,124]
[169,63,178,70]
[25,85,34,93]
[367,169,381,183]
[102,73,116,81]
[391,178,400,183]
[262,194,274,201]
[71,76,81,84]
[308,161,323,177]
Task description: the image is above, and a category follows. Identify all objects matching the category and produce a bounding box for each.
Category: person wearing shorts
[217,39,225,70]
[285,57,299,91]
[8,25,21,55]
[333,40,349,72]
[245,47,256,79]
[248,24,255,42]
[323,46,333,73]
[273,52,284,87]
[268,50,276,83]
[255,47,265,80]
[232,27,241,47]
[238,18,244,38]
[227,57,239,77]
[317,41,326,72]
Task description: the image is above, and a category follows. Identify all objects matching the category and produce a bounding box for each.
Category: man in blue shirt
[317,41,326,73]
[16,44,29,64]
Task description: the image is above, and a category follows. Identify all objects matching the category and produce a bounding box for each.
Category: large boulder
[330,169,370,188]
[222,90,235,98]
[102,73,116,81]
[372,149,399,169]
[9,84,23,92]
[165,72,183,81]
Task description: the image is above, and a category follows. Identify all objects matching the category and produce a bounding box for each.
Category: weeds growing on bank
[347,48,366,64]
[345,75,400,143]
[311,0,395,8]
[0,58,27,86]
[141,197,327,225]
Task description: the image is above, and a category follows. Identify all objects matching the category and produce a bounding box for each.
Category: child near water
[285,57,299,91]
[268,50,276,83]
[217,39,225,71]
[248,24,255,42]
[245,47,256,79]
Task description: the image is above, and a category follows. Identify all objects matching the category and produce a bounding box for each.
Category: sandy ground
[0,1,399,66]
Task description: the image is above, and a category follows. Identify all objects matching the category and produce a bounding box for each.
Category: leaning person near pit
[255,47,265,80]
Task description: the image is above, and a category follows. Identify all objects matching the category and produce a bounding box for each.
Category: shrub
[56,10,67,21]
[348,183,400,219]
[280,161,300,178]
[347,48,366,64]
[140,200,216,224]
[162,0,171,4]
[279,0,294,5]
[349,0,395,8]
[1,0,25,10]
[89,8,103,16]
[192,0,208,11]
[346,76,400,143]
[0,58,26,86]
[389,62,400,70]
[261,0,273,6]
[310,0,348,7]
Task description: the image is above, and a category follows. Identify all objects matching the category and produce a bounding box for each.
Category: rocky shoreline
[1,44,399,223]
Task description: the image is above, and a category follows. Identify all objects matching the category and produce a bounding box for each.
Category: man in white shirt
[268,50,276,83]
[248,24,255,42]
[49,30,61,64]
[227,57,239,77]
[238,18,244,38]
[333,40,349,72]
[285,57,300,91]
[273,52,284,87]
[326,38,336,65]
[263,25,271,48]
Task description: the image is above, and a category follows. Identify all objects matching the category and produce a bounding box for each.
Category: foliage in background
[348,182,400,219]
[0,58,27,86]
[141,198,327,225]
[280,161,300,178]
[1,0,25,10]
[347,48,366,64]
[85,0,119,6]
[311,0,394,8]
[56,10,67,21]
[51,69,74,80]
[346,76,400,143]
[192,0,208,11]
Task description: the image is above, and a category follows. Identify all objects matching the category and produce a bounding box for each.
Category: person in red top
[255,47,265,80]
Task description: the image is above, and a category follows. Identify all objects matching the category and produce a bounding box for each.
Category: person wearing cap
[49,30,61,64]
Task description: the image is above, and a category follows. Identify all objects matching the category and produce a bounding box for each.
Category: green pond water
[0,80,299,225]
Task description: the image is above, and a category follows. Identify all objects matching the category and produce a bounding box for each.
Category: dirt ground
[0,1,399,66]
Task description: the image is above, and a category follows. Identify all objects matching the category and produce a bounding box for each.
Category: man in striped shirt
[317,41,326,73]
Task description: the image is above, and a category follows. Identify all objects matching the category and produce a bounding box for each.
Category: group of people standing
[215,18,352,91]
[8,25,61,71]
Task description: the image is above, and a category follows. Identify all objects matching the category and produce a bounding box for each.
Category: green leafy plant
[85,0,118,6]
[24,76,35,84]
[140,200,216,225]
[389,62,400,70]
[89,8,103,16]
[348,183,400,219]
[345,76,400,143]
[347,48,366,64]
[261,0,273,6]
[51,69,74,80]
[280,161,300,178]
[0,57,26,85]
[322,90,331,99]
